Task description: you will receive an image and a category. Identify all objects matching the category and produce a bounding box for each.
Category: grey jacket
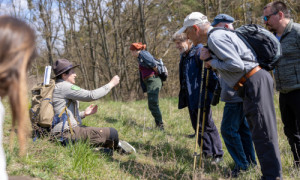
[275,19,300,93]
[208,26,258,88]
[51,79,111,133]
[219,78,243,103]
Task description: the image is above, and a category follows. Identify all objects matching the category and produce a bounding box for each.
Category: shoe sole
[118,140,136,154]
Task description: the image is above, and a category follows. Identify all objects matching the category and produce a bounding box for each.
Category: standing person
[212,14,256,177]
[0,16,37,180]
[176,12,282,179]
[173,29,223,161]
[130,43,164,130]
[263,1,300,167]
[51,59,136,154]
[172,34,196,138]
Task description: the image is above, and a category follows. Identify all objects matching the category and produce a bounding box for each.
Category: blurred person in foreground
[211,14,256,177]
[0,16,36,180]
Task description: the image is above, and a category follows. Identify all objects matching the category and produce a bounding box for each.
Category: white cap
[176,12,209,34]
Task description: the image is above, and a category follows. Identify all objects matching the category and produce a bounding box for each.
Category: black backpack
[155,58,168,81]
[209,24,282,71]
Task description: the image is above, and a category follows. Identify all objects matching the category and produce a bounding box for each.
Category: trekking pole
[199,69,210,169]
[193,62,206,176]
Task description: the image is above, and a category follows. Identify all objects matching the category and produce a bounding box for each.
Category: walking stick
[193,61,206,176]
[199,69,210,169]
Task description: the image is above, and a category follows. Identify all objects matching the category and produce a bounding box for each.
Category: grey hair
[172,33,193,45]
[172,33,188,42]
[195,22,211,30]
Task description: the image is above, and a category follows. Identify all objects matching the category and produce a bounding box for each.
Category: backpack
[209,24,282,71]
[155,58,168,81]
[30,79,55,137]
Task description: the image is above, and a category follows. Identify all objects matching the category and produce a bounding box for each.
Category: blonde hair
[0,16,36,156]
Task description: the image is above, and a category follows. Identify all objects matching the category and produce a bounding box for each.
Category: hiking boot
[156,123,164,131]
[230,168,240,178]
[118,140,136,154]
[211,156,223,164]
[294,161,300,168]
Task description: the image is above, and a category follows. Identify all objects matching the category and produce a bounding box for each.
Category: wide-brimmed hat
[211,14,235,26]
[53,59,79,77]
[176,12,209,34]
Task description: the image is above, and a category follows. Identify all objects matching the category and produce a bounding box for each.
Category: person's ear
[62,73,67,80]
[224,24,229,29]
[278,11,284,19]
[193,25,199,32]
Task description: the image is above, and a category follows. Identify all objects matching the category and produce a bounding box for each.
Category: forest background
[1,0,300,100]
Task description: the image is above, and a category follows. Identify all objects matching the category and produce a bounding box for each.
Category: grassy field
[2,94,300,180]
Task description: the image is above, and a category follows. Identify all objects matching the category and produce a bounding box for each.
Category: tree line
[2,0,300,100]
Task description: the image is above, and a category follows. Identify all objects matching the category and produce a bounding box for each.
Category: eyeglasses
[263,11,278,21]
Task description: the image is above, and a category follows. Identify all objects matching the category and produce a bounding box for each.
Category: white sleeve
[0,101,8,180]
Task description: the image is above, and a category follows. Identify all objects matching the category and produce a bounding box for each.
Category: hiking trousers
[240,69,282,180]
[145,76,163,126]
[53,126,119,149]
[280,89,300,166]
[188,107,223,157]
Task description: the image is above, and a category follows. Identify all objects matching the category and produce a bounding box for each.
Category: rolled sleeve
[63,83,111,102]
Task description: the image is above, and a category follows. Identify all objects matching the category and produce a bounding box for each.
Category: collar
[281,19,293,37]
[207,26,214,34]
[56,79,64,83]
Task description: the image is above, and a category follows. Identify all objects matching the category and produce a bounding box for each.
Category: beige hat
[176,12,209,34]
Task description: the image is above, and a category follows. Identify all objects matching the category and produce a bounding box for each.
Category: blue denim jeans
[221,102,256,170]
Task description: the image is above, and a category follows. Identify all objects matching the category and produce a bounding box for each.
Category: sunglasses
[263,11,278,21]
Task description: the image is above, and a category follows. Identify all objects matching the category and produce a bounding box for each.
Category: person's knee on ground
[106,127,136,154]
[105,127,119,149]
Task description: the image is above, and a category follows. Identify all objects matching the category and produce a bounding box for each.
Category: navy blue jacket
[178,44,218,110]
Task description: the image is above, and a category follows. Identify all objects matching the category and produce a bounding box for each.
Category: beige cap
[176,12,209,34]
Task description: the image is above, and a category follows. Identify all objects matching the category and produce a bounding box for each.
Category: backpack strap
[73,101,81,125]
[59,101,75,138]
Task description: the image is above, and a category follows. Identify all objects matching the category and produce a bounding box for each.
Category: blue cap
[211,14,235,26]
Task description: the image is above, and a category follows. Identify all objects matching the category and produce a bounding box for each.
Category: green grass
[2,94,300,179]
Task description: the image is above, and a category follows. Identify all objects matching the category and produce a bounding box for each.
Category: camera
[211,82,221,106]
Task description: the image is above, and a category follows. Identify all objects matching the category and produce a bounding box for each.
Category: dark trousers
[241,69,282,180]
[188,107,223,157]
[221,102,256,170]
[280,89,300,165]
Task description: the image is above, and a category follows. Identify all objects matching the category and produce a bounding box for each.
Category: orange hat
[130,42,146,51]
